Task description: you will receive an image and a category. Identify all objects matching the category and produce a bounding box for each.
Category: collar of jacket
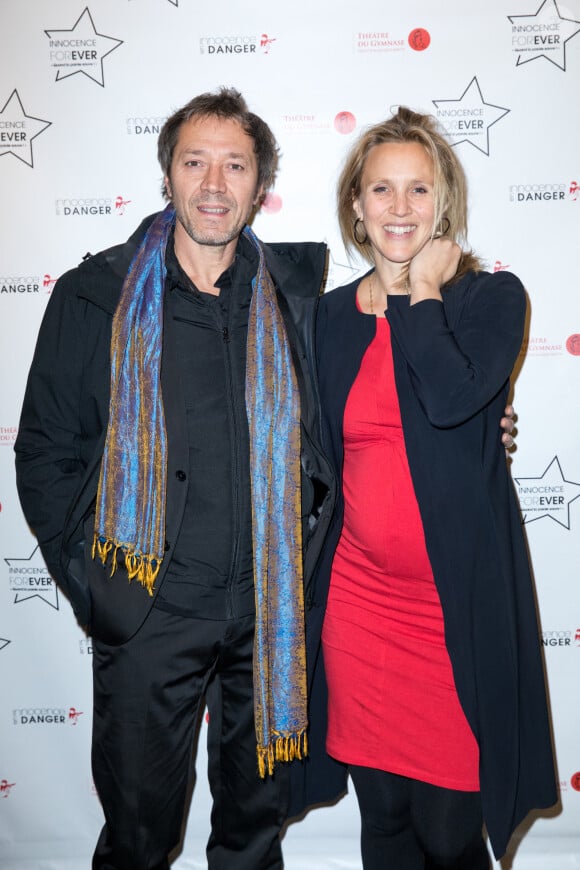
[73,211,327,315]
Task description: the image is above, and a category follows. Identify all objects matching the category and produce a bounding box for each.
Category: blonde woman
[312,108,556,868]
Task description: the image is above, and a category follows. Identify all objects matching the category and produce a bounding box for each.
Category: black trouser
[91,609,287,870]
[349,766,490,870]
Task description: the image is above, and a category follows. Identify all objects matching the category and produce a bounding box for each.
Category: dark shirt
[154,233,257,620]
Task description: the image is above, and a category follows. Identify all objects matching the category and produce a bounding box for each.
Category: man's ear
[254,184,265,207]
[164,176,172,199]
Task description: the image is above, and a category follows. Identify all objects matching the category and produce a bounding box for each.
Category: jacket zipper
[215,309,240,621]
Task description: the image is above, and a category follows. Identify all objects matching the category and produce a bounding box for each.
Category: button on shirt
[154,233,257,620]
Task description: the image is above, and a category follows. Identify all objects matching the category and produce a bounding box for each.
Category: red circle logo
[571,772,580,791]
[408,28,431,51]
[261,192,282,214]
[566,334,580,355]
[334,111,356,135]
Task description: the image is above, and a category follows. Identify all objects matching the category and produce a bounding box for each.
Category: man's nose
[201,164,226,193]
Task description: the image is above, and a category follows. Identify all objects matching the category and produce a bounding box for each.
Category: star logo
[45,7,123,86]
[508,0,580,70]
[515,456,580,529]
[5,545,59,610]
[0,638,10,652]
[432,77,510,156]
[0,90,51,168]
[326,247,362,291]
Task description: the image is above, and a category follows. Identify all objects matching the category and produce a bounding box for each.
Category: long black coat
[15,215,335,646]
[292,269,556,858]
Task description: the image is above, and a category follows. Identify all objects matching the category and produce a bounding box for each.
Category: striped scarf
[243,225,307,776]
[93,206,307,774]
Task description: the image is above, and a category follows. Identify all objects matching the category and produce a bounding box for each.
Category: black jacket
[15,215,336,647]
[303,270,557,856]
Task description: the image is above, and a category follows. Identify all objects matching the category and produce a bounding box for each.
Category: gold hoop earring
[434,217,451,238]
[354,218,368,245]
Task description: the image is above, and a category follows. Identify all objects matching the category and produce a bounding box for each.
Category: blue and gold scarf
[94,205,307,774]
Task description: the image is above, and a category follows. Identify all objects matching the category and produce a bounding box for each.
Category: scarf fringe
[92,534,160,595]
[257,730,309,778]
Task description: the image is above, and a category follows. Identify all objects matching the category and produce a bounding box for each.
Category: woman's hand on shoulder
[409,238,461,303]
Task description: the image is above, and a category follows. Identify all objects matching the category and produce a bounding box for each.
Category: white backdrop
[1,1,579,868]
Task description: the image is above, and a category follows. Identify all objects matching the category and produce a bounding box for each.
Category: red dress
[322,314,480,791]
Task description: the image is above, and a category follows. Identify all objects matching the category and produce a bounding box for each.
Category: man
[14,88,336,870]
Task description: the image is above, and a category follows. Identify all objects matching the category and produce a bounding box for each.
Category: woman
[314,108,556,868]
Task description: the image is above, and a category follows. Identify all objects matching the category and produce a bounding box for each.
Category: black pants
[350,766,490,870]
[91,608,287,870]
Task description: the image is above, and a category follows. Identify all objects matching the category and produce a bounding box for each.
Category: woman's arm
[387,269,526,428]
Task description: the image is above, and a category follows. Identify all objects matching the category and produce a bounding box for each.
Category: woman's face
[353,141,436,268]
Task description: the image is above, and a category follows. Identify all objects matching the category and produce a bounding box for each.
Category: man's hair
[158,87,279,199]
[337,106,481,278]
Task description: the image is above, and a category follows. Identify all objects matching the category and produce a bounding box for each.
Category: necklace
[369,271,411,312]
[368,273,385,315]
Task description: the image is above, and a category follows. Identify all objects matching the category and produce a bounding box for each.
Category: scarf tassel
[257,730,308,778]
[92,534,160,595]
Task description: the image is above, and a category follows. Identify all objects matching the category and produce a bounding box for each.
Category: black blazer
[294,269,556,858]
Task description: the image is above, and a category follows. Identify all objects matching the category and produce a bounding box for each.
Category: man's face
[164,115,263,251]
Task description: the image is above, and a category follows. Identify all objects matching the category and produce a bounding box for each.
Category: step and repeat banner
[1,1,579,867]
